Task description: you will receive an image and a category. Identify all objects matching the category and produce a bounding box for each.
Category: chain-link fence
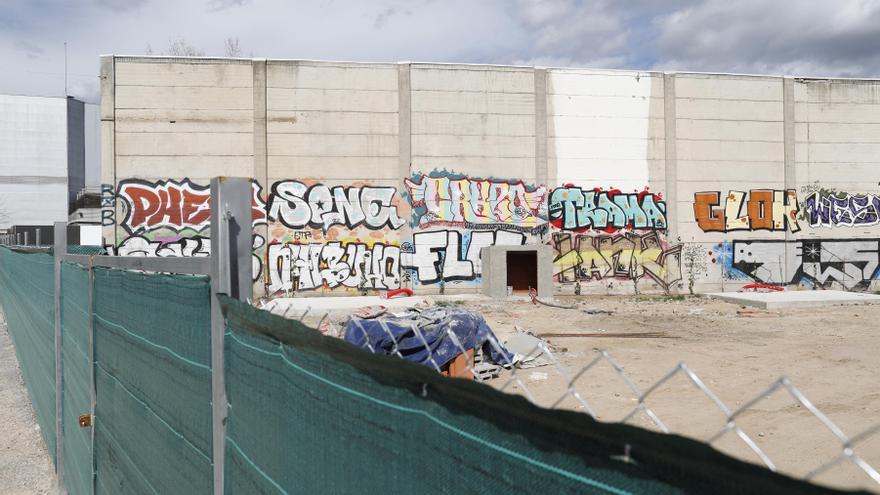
[339,309,879,492]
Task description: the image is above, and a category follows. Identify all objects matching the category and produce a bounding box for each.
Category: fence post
[53,221,66,493]
[209,177,253,495]
[87,258,96,493]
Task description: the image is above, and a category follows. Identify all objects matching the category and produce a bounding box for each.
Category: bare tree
[165,37,205,57]
[224,37,242,57]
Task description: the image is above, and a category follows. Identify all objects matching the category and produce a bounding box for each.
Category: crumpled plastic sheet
[344,307,513,369]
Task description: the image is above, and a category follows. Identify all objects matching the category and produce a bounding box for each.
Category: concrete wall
[100,55,880,296]
[0,95,71,228]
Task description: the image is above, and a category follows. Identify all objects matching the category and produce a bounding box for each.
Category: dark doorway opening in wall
[506,250,538,292]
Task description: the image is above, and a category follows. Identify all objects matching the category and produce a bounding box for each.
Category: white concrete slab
[707,290,880,310]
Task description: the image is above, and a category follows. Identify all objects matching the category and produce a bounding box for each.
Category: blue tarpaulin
[344,307,513,369]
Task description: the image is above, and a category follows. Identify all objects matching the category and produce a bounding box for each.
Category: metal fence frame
[42,177,251,495]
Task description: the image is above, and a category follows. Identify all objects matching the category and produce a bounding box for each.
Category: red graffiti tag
[118,179,266,234]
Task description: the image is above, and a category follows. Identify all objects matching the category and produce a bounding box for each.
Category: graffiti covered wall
[263,179,406,295]
[401,171,547,290]
[102,57,880,296]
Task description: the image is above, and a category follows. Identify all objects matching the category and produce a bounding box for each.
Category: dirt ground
[452,295,880,493]
[0,314,56,494]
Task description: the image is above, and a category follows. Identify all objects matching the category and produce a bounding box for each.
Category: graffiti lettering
[693,190,800,233]
[552,232,682,290]
[804,191,880,227]
[402,229,526,285]
[728,239,880,291]
[267,180,404,232]
[404,174,547,233]
[266,241,401,293]
[109,235,210,257]
[548,187,666,232]
[101,183,116,227]
[117,178,266,234]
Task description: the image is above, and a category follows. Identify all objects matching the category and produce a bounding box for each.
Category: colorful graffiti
[265,241,401,293]
[693,189,800,233]
[548,186,667,232]
[551,231,682,291]
[401,229,526,284]
[267,180,405,232]
[725,239,880,290]
[404,173,547,233]
[804,191,880,227]
[117,178,266,234]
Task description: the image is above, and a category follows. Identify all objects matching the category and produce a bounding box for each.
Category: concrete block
[549,116,665,140]
[547,70,663,98]
[675,75,782,101]
[412,134,534,159]
[676,99,782,121]
[268,62,399,90]
[411,66,534,93]
[412,112,535,137]
[267,110,398,135]
[481,245,554,299]
[707,290,880,310]
[115,60,254,88]
[548,94,664,119]
[412,90,535,115]
[267,88,398,112]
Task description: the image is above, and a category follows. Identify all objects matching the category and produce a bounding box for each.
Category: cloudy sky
[3,0,880,103]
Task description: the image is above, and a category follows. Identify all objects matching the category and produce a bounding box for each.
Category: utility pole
[63,42,68,96]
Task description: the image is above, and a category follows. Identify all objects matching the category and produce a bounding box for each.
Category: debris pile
[343,306,514,377]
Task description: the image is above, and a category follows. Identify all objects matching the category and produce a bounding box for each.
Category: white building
[0,94,98,231]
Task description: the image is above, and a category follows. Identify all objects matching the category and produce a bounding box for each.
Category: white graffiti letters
[267,180,405,232]
[402,230,526,284]
[266,242,401,293]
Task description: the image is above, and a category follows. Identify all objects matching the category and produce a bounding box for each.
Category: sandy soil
[0,313,56,494]
[454,295,880,493]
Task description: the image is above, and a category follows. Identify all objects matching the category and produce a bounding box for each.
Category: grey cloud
[207,0,252,12]
[14,40,44,60]
[654,0,880,77]
[95,0,149,12]
[507,0,636,68]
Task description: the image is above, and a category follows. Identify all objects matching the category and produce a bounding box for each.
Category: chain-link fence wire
[220,295,845,495]
[61,262,94,495]
[92,267,213,494]
[0,247,57,463]
[462,331,880,490]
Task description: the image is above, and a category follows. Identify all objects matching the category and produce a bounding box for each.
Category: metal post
[209,177,252,495]
[53,222,66,492]
[87,259,96,492]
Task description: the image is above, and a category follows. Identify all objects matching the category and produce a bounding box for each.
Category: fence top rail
[62,253,211,276]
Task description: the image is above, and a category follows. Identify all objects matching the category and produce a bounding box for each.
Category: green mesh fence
[220,296,843,495]
[66,246,107,256]
[92,268,212,495]
[61,262,94,495]
[0,247,57,463]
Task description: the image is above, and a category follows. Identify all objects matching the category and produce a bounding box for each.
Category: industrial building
[0,94,100,244]
[98,55,880,297]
